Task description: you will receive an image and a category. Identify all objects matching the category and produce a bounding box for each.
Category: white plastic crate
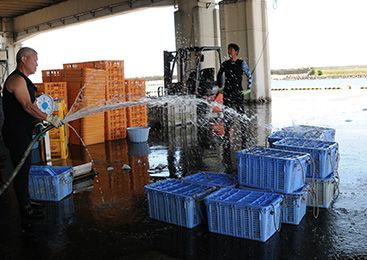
[29,166,73,201]
[236,147,310,193]
[306,174,335,208]
[205,187,283,242]
[144,179,217,228]
[273,138,339,178]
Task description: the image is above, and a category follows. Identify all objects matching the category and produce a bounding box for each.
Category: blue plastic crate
[29,166,73,201]
[281,185,309,225]
[205,187,283,242]
[268,130,332,148]
[273,138,339,178]
[182,172,237,188]
[238,185,309,225]
[236,147,310,193]
[306,174,335,208]
[282,125,336,142]
[144,179,217,228]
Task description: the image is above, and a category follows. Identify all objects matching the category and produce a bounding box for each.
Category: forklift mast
[163,46,222,96]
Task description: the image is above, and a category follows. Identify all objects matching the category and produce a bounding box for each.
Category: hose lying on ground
[0,124,54,196]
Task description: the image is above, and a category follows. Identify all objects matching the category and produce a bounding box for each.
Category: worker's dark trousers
[3,135,32,209]
[223,98,247,149]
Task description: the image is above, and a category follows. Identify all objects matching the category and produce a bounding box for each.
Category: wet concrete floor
[1,89,367,260]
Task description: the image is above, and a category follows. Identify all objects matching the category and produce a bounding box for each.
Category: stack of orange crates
[64,61,127,141]
[64,68,106,146]
[42,69,64,82]
[125,79,148,127]
[93,61,126,141]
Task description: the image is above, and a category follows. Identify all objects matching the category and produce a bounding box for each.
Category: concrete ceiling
[1,0,173,43]
[0,0,68,18]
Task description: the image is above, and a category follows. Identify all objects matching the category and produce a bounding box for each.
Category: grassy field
[322,69,367,75]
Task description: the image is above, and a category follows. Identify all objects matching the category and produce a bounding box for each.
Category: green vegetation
[309,68,316,75]
[317,70,323,75]
[322,69,367,75]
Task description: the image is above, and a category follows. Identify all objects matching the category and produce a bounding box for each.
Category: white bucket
[127,127,151,143]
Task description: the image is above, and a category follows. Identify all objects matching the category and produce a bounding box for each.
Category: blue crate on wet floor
[306,174,336,209]
[182,171,237,188]
[281,185,309,225]
[29,166,73,201]
[205,187,283,242]
[238,185,309,225]
[144,179,217,228]
[236,147,310,193]
[282,125,336,142]
[273,138,339,178]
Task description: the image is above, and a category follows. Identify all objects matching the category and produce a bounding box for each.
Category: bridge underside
[0,0,271,101]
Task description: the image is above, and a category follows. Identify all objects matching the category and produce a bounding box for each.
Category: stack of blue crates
[236,147,311,225]
[273,137,339,208]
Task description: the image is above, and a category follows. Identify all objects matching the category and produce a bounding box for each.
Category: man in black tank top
[2,47,63,219]
[217,44,253,171]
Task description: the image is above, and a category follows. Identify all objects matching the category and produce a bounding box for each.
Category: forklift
[162,46,224,120]
[160,46,226,144]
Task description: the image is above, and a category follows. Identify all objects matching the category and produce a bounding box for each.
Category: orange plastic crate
[125,79,146,101]
[35,82,68,104]
[68,113,105,146]
[93,60,124,70]
[127,104,148,127]
[63,63,86,69]
[64,68,106,111]
[105,108,127,140]
[106,81,125,101]
[42,69,64,82]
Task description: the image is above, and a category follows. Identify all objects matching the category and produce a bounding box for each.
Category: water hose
[0,124,54,196]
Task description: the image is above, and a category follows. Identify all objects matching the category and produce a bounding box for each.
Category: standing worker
[2,47,63,219]
[217,43,253,150]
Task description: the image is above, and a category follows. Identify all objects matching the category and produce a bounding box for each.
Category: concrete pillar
[174,0,221,71]
[219,0,271,102]
[1,18,20,74]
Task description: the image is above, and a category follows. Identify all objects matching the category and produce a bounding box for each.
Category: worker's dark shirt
[2,69,36,142]
[217,59,252,106]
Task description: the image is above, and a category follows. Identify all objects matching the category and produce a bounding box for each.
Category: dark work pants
[4,134,32,209]
[223,95,247,148]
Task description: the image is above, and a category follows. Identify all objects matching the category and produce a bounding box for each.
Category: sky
[23,0,367,82]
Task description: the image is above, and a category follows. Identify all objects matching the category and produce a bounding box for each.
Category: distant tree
[309,68,316,75]
[317,70,323,75]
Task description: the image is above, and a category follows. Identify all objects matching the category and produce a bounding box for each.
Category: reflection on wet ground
[1,89,367,259]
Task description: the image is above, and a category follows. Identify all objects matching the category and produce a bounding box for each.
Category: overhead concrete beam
[12,0,174,43]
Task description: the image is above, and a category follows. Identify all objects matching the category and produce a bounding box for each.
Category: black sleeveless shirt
[221,59,244,95]
[2,69,36,140]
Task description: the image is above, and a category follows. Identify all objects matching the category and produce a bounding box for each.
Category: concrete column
[174,0,221,71]
[219,0,271,102]
[1,18,20,74]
